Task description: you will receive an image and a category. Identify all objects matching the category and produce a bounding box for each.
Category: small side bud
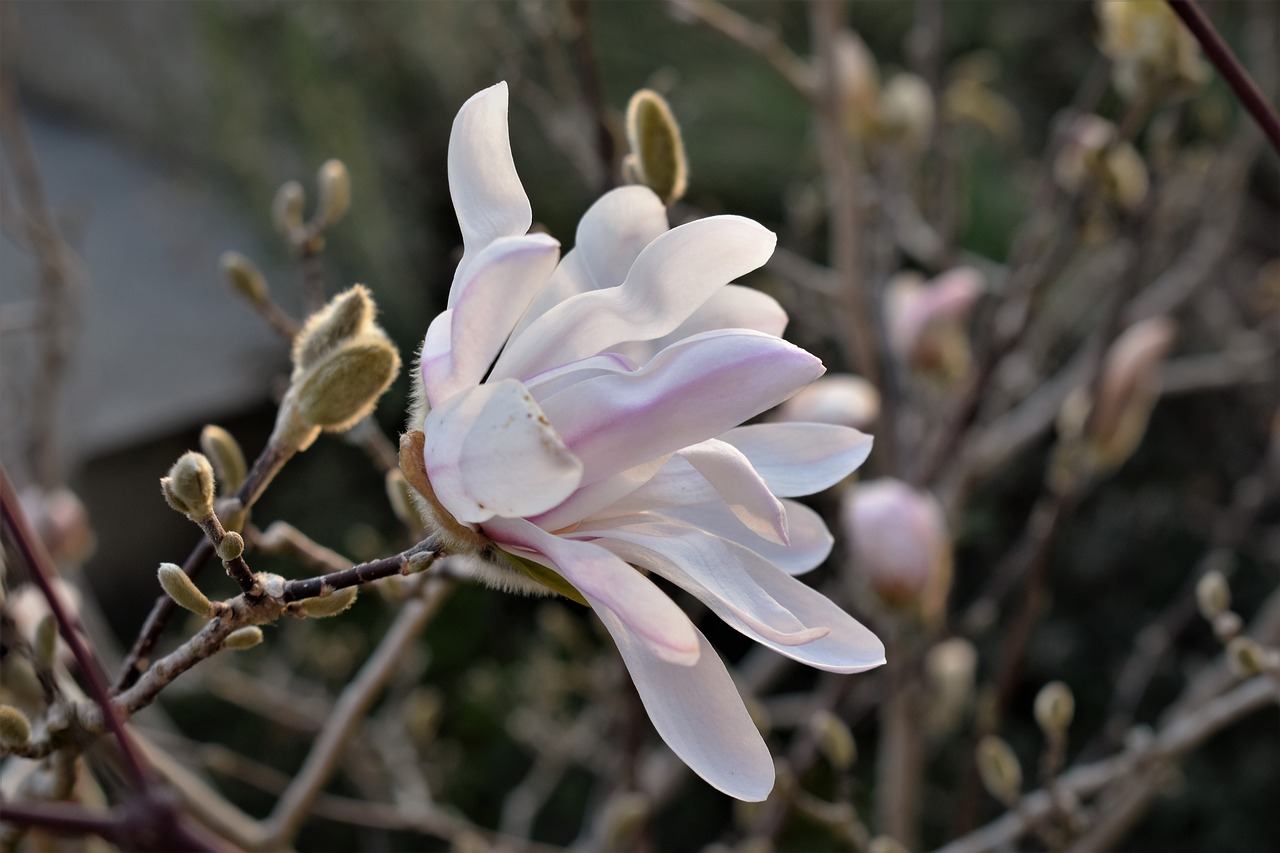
[809,709,857,771]
[597,791,651,851]
[976,735,1023,805]
[300,586,359,619]
[868,837,909,853]
[158,563,214,619]
[292,284,374,375]
[1034,681,1075,737]
[273,180,306,235]
[1196,571,1231,622]
[200,425,247,495]
[34,614,57,671]
[1226,637,1269,678]
[161,452,216,518]
[0,705,32,746]
[313,159,351,230]
[223,626,264,651]
[925,637,978,735]
[293,337,401,433]
[221,251,268,306]
[217,531,245,562]
[625,89,688,206]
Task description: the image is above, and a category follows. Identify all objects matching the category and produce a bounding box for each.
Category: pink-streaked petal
[493,216,777,380]
[583,518,885,673]
[592,605,774,801]
[423,234,561,406]
[539,330,824,486]
[722,423,873,497]
[530,455,671,533]
[483,516,698,665]
[679,439,788,545]
[448,82,532,300]
[423,380,582,523]
[659,499,834,576]
[612,284,789,366]
[522,352,636,401]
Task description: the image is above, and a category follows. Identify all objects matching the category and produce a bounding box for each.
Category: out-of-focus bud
[625,90,688,206]
[596,791,651,851]
[976,735,1023,805]
[385,469,429,532]
[773,373,880,431]
[868,837,909,853]
[944,54,1020,144]
[33,614,57,671]
[273,180,306,236]
[887,267,984,383]
[161,452,216,519]
[809,709,857,771]
[842,479,952,625]
[8,581,80,668]
[1226,637,1269,678]
[18,487,95,565]
[832,29,882,140]
[300,586,359,619]
[880,72,935,153]
[1054,114,1149,213]
[1034,681,1075,737]
[313,159,351,230]
[402,686,444,751]
[1087,316,1177,469]
[223,626,264,651]
[925,637,978,735]
[1195,570,1231,621]
[158,563,214,619]
[0,705,32,746]
[1213,611,1243,643]
[200,425,247,496]
[1096,0,1208,103]
[221,251,269,306]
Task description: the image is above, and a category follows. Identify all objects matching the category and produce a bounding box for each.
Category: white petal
[530,455,671,533]
[423,234,561,406]
[448,82,532,299]
[611,284,789,366]
[483,516,699,665]
[582,517,885,673]
[678,439,788,545]
[539,330,824,486]
[593,604,775,801]
[721,423,873,497]
[423,380,582,523]
[493,216,776,380]
[659,499,834,576]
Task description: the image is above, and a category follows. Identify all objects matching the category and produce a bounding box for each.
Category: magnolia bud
[1087,316,1177,469]
[925,637,978,734]
[292,284,375,376]
[625,90,687,205]
[158,563,214,619]
[1034,681,1075,737]
[1226,637,1273,679]
[809,709,857,770]
[161,452,216,518]
[880,72,934,153]
[217,531,245,562]
[1096,0,1208,103]
[842,479,951,623]
[773,373,880,431]
[887,268,983,383]
[976,735,1022,804]
[293,337,401,432]
[19,486,95,565]
[868,837,909,853]
[223,626,264,651]
[313,159,351,231]
[300,586,359,619]
[221,251,268,306]
[1053,114,1148,213]
[33,614,57,671]
[273,180,306,235]
[0,705,32,746]
[597,791,650,851]
[832,29,882,140]
[1195,570,1231,621]
[200,425,247,495]
[1213,611,1243,643]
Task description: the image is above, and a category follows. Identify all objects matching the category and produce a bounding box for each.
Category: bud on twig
[224,627,264,651]
[292,285,374,376]
[158,563,215,619]
[161,452,216,518]
[1034,681,1075,737]
[200,425,248,496]
[217,531,245,562]
[313,159,351,230]
[1195,570,1231,621]
[625,89,688,206]
[597,791,651,851]
[868,837,909,853]
[0,705,32,746]
[1226,637,1270,678]
[273,180,306,235]
[33,614,57,671]
[809,709,857,771]
[976,735,1022,805]
[1213,611,1243,643]
[300,586,358,619]
[221,251,269,306]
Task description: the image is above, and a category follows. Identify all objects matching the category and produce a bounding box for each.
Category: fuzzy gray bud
[1034,681,1075,737]
[313,159,351,230]
[158,563,214,618]
[217,531,245,562]
[161,452,216,518]
[1196,571,1231,622]
[292,285,374,376]
[977,735,1022,805]
[221,251,268,306]
[300,586,358,619]
[224,626,264,651]
[33,614,57,671]
[625,89,688,205]
[809,709,857,770]
[294,337,400,433]
[0,705,32,746]
[273,180,306,235]
[200,425,247,495]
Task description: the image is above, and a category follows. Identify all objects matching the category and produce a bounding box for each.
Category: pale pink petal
[612,284,788,366]
[592,605,775,801]
[678,439,788,545]
[539,330,824,486]
[659,499,834,576]
[522,352,636,401]
[483,516,699,665]
[582,517,885,672]
[448,82,532,300]
[529,455,671,533]
[423,380,582,523]
[721,423,873,497]
[493,216,777,380]
[423,234,560,406]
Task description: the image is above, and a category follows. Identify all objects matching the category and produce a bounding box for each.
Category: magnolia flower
[402,83,884,800]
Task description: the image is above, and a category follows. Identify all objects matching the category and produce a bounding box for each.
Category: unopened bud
[221,251,268,306]
[292,284,374,376]
[293,336,401,432]
[976,735,1022,804]
[832,29,881,140]
[1097,0,1208,103]
[224,626,264,651]
[0,705,32,746]
[403,686,444,750]
[1088,316,1177,469]
[597,791,650,851]
[868,837,909,853]
[880,72,934,152]
[773,373,880,431]
[386,470,429,531]
[161,452,216,518]
[217,531,245,562]
[1054,114,1148,213]
[200,425,247,495]
[33,614,57,671]
[625,89,688,206]
[887,267,983,383]
[809,709,857,770]
[925,637,978,734]
[1195,571,1231,621]
[1226,637,1269,678]
[313,159,351,230]
[1213,611,1243,643]
[159,563,215,618]
[273,180,306,235]
[1034,681,1075,737]
[300,585,358,619]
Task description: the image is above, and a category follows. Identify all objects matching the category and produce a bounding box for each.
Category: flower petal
[659,499,834,576]
[483,516,699,665]
[611,284,789,366]
[678,439,788,545]
[447,82,532,299]
[423,380,582,523]
[529,454,671,533]
[722,423,873,497]
[592,604,775,801]
[423,234,561,407]
[493,216,777,380]
[539,330,824,486]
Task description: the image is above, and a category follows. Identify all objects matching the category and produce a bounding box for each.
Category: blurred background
[2,1,1277,851]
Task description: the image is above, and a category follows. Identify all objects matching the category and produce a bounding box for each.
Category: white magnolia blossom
[407,82,884,800]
